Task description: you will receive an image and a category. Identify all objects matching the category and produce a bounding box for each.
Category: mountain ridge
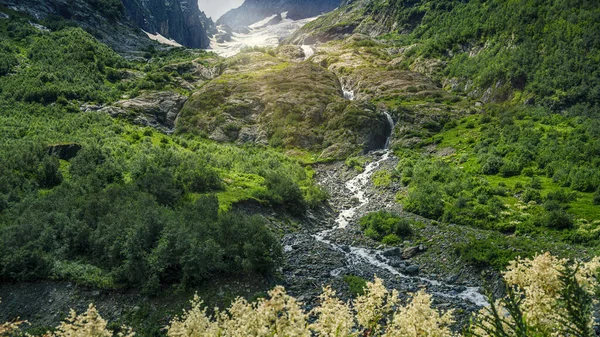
[218,0,342,30]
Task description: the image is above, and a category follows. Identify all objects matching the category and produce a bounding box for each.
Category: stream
[283,89,487,309]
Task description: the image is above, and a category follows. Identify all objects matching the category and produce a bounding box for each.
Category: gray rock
[402,246,421,259]
[382,247,402,257]
[406,265,420,274]
[117,91,187,131]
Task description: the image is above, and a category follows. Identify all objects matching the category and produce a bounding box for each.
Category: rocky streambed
[281,141,489,322]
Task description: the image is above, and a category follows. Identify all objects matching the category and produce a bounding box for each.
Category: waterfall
[342,86,355,100]
[383,112,394,149]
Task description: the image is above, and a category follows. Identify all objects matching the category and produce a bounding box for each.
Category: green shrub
[262,170,305,214]
[381,234,401,245]
[499,160,521,177]
[454,234,532,270]
[343,274,367,296]
[522,188,541,203]
[345,156,365,172]
[482,155,503,175]
[303,185,330,209]
[543,210,574,230]
[404,181,444,219]
[372,170,392,188]
[359,211,414,242]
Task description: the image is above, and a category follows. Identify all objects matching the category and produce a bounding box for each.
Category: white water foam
[301,45,314,60]
[342,88,355,100]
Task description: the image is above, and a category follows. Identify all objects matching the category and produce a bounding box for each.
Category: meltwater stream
[311,106,488,307]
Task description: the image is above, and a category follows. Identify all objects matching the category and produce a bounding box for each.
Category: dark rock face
[48,144,82,161]
[218,0,342,29]
[0,0,153,54]
[121,0,214,48]
[0,0,214,52]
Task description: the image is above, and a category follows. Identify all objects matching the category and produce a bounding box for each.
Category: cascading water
[311,112,488,307]
[301,45,314,61]
[342,87,355,101]
[384,112,394,149]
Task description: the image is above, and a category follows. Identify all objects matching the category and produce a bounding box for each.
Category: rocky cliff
[122,0,214,48]
[0,0,214,51]
[218,0,342,29]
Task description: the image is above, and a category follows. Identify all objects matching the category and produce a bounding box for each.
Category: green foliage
[260,170,306,215]
[454,234,532,270]
[359,211,414,242]
[542,210,574,230]
[345,156,366,172]
[343,274,367,297]
[0,26,125,104]
[372,169,392,188]
[404,179,444,219]
[397,105,600,243]
[374,0,600,109]
[0,22,326,289]
[593,187,600,206]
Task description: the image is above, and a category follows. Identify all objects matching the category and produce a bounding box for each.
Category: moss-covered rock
[176,50,391,159]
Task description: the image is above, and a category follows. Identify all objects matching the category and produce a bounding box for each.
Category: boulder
[406,265,420,274]
[402,246,420,259]
[382,247,402,257]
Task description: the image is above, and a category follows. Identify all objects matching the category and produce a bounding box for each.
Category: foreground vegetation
[3,253,599,336]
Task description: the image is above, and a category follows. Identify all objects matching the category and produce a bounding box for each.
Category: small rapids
[311,112,488,307]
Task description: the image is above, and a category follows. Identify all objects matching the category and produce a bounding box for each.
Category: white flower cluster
[167,277,453,337]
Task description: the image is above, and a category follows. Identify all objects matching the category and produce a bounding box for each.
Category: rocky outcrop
[218,0,342,30]
[47,144,82,160]
[81,91,187,133]
[286,0,403,45]
[116,91,187,130]
[0,0,152,54]
[176,51,390,158]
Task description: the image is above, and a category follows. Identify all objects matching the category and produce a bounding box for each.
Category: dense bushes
[0,22,323,289]
[393,104,600,248]
[358,211,414,244]
[0,140,286,290]
[0,96,322,290]
[476,107,600,194]
[375,0,600,108]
